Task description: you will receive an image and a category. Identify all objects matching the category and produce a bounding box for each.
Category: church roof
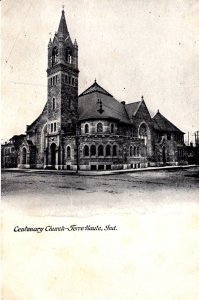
[79,80,113,97]
[125,101,142,117]
[57,10,69,37]
[153,111,183,133]
[78,81,130,124]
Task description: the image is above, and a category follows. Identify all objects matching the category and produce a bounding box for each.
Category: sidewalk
[2,165,198,176]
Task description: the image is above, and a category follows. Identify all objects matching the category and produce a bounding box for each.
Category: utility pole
[76,120,79,174]
[188,131,189,146]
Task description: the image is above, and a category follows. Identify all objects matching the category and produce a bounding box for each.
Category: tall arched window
[66,48,72,63]
[137,147,140,156]
[84,145,89,157]
[133,146,136,156]
[113,145,117,156]
[106,145,111,156]
[52,47,58,66]
[85,124,89,134]
[52,98,56,110]
[68,98,71,109]
[91,145,96,156]
[97,123,103,133]
[139,123,148,145]
[98,145,104,156]
[130,146,133,156]
[67,146,71,159]
[110,123,114,134]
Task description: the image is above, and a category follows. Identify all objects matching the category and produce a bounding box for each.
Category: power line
[3,2,33,70]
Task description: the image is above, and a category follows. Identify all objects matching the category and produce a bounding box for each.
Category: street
[1,167,199,215]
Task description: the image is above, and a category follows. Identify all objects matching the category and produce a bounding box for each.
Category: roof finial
[62,3,65,15]
[141,95,144,101]
[157,109,159,113]
[94,78,96,83]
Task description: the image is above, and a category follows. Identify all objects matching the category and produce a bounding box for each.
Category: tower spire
[57,7,69,37]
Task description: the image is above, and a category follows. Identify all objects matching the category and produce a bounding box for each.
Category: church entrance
[22,148,27,165]
[50,143,56,167]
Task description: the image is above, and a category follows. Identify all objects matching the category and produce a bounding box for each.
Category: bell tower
[47,9,79,136]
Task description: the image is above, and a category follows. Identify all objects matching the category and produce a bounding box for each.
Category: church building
[17,9,186,170]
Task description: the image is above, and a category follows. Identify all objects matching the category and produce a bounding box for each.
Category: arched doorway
[22,148,27,165]
[50,143,56,167]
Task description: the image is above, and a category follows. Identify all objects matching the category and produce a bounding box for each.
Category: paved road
[2,167,199,215]
[2,167,199,194]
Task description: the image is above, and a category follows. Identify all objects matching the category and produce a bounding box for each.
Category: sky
[1,0,199,144]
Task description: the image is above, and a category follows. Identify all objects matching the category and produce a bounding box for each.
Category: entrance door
[50,143,56,167]
[22,148,27,165]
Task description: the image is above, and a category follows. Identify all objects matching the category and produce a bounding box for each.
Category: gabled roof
[27,102,47,130]
[79,80,113,97]
[125,101,142,118]
[78,81,130,124]
[9,134,26,141]
[153,110,183,133]
[57,10,69,37]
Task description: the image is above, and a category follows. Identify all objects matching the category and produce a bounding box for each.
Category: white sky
[1,0,199,143]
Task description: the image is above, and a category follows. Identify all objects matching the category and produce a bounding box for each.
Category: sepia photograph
[1,1,199,299]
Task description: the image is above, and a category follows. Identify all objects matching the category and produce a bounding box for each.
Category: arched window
[130,146,133,156]
[133,146,136,156]
[106,145,111,156]
[52,98,56,110]
[84,145,89,157]
[68,98,71,109]
[97,123,103,133]
[113,145,117,156]
[66,48,72,63]
[98,145,104,156]
[67,146,71,159]
[52,47,58,66]
[90,145,96,156]
[139,123,147,136]
[137,147,140,156]
[85,124,89,134]
[110,123,114,134]
[139,123,148,145]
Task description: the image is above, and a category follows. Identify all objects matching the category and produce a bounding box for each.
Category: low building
[1,135,26,168]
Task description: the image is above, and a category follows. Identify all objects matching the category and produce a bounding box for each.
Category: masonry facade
[10,10,187,170]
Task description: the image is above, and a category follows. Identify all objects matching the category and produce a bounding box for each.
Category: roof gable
[135,100,152,118]
[78,82,130,124]
[153,111,183,133]
[125,101,141,118]
[79,80,113,97]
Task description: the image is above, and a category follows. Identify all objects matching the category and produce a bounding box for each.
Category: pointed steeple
[48,38,52,48]
[57,9,69,37]
[74,39,78,48]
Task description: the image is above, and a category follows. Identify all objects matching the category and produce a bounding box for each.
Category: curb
[2,165,199,176]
